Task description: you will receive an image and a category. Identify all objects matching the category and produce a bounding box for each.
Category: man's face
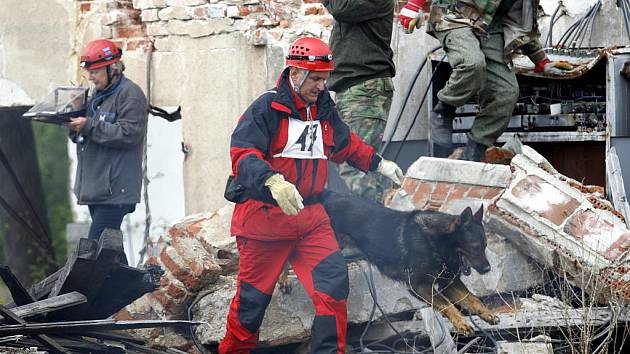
[292,69,330,105]
[88,67,109,90]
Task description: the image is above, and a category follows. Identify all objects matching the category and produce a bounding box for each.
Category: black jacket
[70,75,147,205]
[323,0,395,93]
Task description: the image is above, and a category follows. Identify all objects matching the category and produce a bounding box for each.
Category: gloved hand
[377,159,404,185]
[265,174,304,216]
[534,58,574,75]
[399,0,427,34]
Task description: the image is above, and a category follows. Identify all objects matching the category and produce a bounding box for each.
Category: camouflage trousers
[335,77,394,203]
[435,26,519,147]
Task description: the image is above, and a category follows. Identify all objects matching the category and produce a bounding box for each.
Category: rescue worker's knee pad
[312,251,349,301]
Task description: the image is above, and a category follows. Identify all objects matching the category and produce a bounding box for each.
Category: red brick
[606,233,630,261]
[114,24,146,38]
[447,184,470,203]
[193,6,208,18]
[304,7,320,16]
[467,186,489,199]
[411,182,434,209]
[187,220,203,237]
[114,308,134,320]
[238,5,250,17]
[511,175,580,226]
[279,19,290,28]
[431,182,452,203]
[402,178,420,195]
[314,16,333,27]
[126,39,151,51]
[484,187,503,201]
[303,0,321,3]
[80,2,91,12]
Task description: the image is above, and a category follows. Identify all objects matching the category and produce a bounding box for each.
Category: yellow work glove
[377,159,404,186]
[265,174,304,216]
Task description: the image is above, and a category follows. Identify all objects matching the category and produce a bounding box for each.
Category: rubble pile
[114,145,630,352]
[0,229,197,353]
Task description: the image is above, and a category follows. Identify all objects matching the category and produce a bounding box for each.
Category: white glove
[265,174,304,216]
[377,159,404,185]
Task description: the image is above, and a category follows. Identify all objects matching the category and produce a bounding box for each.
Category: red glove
[399,0,427,33]
[534,58,574,74]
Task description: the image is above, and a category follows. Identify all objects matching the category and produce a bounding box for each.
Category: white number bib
[274,117,327,160]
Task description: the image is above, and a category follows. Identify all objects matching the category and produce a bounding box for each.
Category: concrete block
[192,262,428,345]
[487,146,630,304]
[496,340,553,354]
[407,157,513,188]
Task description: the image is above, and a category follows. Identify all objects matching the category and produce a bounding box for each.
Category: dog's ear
[448,208,471,233]
[447,216,461,234]
[474,205,484,222]
[460,207,473,224]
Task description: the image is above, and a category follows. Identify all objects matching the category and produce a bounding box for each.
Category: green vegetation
[32,123,71,268]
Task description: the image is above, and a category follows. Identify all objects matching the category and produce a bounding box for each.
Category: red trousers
[219,204,348,354]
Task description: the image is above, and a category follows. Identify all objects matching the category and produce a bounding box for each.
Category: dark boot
[430,101,456,158]
[461,138,488,162]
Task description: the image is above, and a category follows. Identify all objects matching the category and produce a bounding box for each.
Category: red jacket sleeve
[230,96,278,193]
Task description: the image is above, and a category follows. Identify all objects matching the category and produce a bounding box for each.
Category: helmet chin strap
[105,65,112,88]
[292,69,310,103]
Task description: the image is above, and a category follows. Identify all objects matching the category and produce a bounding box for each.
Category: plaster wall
[0,0,75,105]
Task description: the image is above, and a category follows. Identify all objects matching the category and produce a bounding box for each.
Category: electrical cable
[358,263,423,353]
[186,290,213,354]
[380,46,441,156]
[470,316,498,354]
[545,1,563,47]
[393,54,446,162]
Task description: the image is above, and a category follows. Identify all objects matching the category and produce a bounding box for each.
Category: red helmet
[286,37,334,71]
[80,39,122,70]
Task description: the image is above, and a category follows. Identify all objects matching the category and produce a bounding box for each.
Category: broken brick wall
[72,0,417,219]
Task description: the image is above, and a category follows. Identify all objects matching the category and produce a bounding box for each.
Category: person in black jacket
[67,39,147,241]
[323,0,396,203]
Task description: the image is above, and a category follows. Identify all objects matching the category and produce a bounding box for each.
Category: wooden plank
[29,268,63,301]
[83,264,162,320]
[0,264,36,306]
[0,292,87,322]
[0,304,68,353]
[0,319,200,336]
[49,238,100,298]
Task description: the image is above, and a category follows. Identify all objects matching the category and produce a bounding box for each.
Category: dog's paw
[453,320,475,337]
[480,312,500,325]
[277,278,293,294]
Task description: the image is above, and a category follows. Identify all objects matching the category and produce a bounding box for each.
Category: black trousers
[87,204,136,240]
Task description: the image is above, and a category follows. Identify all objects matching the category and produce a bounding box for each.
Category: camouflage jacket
[427,0,546,65]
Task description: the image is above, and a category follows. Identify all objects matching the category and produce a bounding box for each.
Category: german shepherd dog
[278,190,499,336]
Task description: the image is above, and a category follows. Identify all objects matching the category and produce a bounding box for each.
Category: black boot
[461,138,488,162]
[430,101,456,158]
